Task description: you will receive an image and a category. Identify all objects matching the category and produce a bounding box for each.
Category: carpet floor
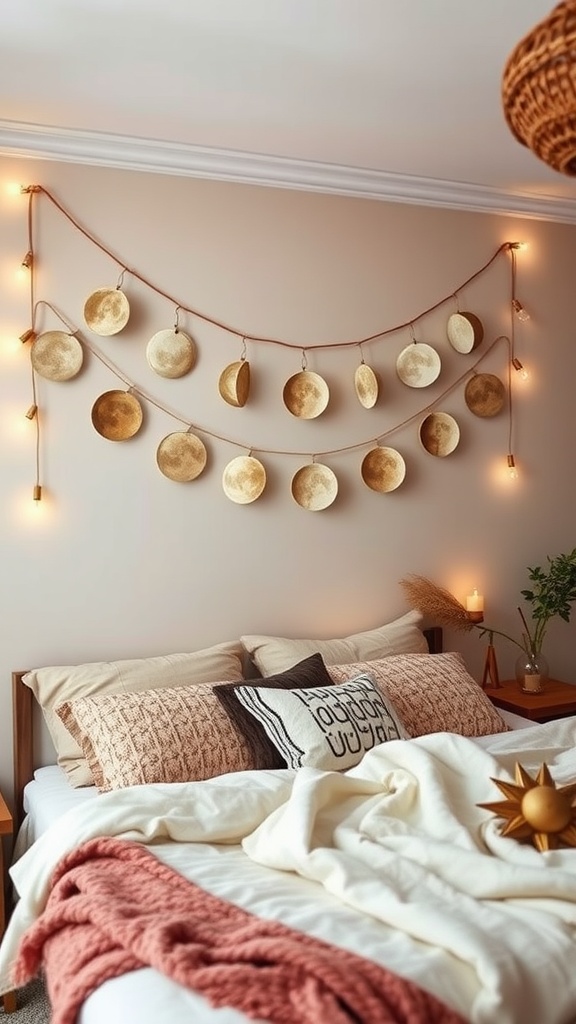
[2,979,50,1022]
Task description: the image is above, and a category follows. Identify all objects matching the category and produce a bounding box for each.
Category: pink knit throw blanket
[13,836,465,1024]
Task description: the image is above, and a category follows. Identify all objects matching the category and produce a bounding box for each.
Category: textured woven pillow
[55,681,254,792]
[328,652,509,738]
[234,673,408,771]
[241,609,427,676]
[213,653,336,769]
[25,641,245,787]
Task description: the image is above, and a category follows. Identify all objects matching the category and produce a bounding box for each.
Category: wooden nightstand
[0,791,16,1013]
[486,677,576,723]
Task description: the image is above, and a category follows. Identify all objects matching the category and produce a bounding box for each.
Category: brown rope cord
[508,253,517,458]
[25,184,516,352]
[510,247,517,362]
[24,189,41,492]
[33,299,78,334]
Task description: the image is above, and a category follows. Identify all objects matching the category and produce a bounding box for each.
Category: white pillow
[234,673,408,771]
[241,609,427,676]
[24,641,245,787]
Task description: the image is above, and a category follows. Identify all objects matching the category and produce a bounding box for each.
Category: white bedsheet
[14,766,98,857]
[14,708,534,853]
[5,717,576,1024]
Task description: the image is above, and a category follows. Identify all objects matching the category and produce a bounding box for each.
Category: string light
[507,454,519,480]
[16,252,34,283]
[511,356,529,381]
[19,186,42,504]
[512,298,530,322]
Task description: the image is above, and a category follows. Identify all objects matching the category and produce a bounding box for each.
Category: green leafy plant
[515,548,576,656]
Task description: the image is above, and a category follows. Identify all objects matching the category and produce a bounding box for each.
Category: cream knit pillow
[328,652,508,739]
[24,641,245,786]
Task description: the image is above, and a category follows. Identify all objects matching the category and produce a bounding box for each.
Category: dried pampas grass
[400,574,474,633]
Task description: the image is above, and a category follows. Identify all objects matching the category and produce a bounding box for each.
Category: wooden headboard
[12,671,33,830]
[11,625,443,829]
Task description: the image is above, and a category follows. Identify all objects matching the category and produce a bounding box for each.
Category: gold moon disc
[283,370,329,419]
[219,360,251,407]
[84,288,130,336]
[361,447,406,492]
[291,464,338,511]
[91,390,143,441]
[447,312,484,354]
[146,329,196,378]
[354,363,379,408]
[396,343,441,388]
[419,412,460,457]
[31,331,84,381]
[222,455,266,504]
[156,432,207,482]
[465,373,506,417]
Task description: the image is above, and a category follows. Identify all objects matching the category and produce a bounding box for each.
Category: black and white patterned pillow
[234,672,407,771]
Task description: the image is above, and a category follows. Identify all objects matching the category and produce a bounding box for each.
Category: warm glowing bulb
[5,181,23,197]
[512,299,530,322]
[16,253,33,283]
[507,454,519,480]
[0,334,23,362]
[512,357,530,382]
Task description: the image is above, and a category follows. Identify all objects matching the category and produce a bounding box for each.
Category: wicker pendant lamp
[502,0,576,175]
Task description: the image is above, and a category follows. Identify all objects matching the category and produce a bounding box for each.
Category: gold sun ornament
[478,763,576,853]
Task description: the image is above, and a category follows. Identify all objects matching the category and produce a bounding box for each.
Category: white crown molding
[1,119,575,225]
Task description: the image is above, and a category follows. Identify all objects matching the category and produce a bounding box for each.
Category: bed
[2,612,576,1024]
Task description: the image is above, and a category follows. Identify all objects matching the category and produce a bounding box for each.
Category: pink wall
[1,155,575,799]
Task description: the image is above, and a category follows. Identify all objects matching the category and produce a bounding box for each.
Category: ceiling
[1,0,575,222]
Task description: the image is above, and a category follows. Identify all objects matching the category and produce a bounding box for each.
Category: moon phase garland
[18,185,524,506]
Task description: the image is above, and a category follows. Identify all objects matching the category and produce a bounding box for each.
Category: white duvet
[3,718,576,1024]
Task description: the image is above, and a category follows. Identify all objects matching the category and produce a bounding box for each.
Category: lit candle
[466,588,484,622]
[466,588,484,613]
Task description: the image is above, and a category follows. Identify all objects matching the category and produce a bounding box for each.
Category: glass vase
[515,651,549,693]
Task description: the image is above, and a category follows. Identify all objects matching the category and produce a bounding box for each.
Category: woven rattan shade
[502,0,576,175]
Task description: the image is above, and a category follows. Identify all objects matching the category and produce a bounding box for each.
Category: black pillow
[213,652,333,769]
